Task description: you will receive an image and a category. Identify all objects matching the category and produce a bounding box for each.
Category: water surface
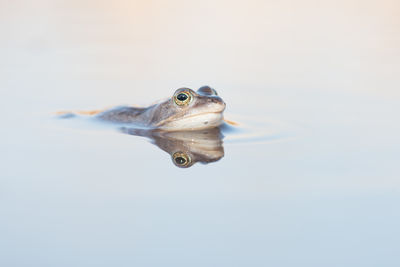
[1,1,400,266]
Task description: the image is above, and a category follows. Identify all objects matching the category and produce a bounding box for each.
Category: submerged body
[97,86,226,131]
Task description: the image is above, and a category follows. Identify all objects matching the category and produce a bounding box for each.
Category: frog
[56,86,230,167]
[96,86,226,131]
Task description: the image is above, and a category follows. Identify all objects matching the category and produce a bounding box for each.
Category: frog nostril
[205,96,224,106]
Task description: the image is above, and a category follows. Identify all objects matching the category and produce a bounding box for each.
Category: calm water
[1,1,400,266]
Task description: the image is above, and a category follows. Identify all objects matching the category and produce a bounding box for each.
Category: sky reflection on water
[1,0,400,266]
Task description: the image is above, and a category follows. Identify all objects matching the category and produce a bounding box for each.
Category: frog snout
[207,97,224,105]
[207,97,226,111]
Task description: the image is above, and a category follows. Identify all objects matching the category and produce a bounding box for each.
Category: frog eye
[172,152,191,167]
[173,91,192,106]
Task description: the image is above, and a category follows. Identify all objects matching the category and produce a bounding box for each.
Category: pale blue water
[1,1,400,266]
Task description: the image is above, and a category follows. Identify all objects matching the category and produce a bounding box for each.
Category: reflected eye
[174,91,192,106]
[172,152,191,167]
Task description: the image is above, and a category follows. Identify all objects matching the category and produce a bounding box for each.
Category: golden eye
[172,152,191,167]
[173,91,192,106]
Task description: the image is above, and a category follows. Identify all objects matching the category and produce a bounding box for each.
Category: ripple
[221,113,295,145]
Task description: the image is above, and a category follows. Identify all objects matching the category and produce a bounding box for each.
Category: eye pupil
[177,93,188,101]
[175,157,186,165]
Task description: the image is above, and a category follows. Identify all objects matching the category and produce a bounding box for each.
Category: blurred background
[1,0,399,266]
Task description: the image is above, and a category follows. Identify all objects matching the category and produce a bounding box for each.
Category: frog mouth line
[157,112,223,127]
[184,111,223,119]
[173,111,224,122]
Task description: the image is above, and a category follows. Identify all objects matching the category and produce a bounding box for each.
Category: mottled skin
[97,86,226,131]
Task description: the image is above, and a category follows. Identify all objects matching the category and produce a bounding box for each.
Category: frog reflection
[120,127,224,168]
